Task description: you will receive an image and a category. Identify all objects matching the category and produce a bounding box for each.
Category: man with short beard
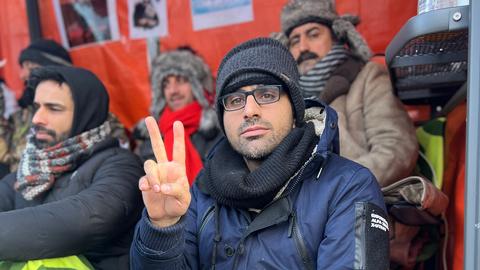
[130,38,389,269]
[0,40,73,176]
[0,66,143,270]
[1,39,130,176]
[275,0,418,187]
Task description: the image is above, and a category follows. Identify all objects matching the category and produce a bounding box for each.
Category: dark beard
[243,150,268,163]
[31,125,68,148]
[233,118,277,160]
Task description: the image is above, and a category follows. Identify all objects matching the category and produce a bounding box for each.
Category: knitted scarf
[15,121,111,200]
[299,44,348,98]
[159,101,203,185]
[201,123,317,209]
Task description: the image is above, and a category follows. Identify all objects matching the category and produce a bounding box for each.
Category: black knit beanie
[216,37,305,132]
[18,39,72,108]
[18,39,72,67]
[222,72,285,96]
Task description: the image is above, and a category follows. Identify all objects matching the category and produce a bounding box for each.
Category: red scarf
[159,101,203,185]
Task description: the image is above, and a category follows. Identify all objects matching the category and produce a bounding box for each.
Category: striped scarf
[15,121,111,200]
[299,44,348,98]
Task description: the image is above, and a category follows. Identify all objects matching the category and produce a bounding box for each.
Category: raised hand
[139,116,191,227]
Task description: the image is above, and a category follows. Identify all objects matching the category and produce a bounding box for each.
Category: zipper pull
[238,243,245,255]
[316,155,326,180]
[316,166,323,179]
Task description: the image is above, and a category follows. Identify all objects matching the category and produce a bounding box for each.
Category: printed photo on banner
[190,0,253,31]
[128,0,168,39]
[53,0,119,48]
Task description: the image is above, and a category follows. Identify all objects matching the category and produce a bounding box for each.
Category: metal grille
[397,30,468,57]
[395,61,468,78]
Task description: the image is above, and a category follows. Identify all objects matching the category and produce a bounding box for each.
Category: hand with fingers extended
[139,116,191,228]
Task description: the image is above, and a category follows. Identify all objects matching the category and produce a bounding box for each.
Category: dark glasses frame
[221,84,283,111]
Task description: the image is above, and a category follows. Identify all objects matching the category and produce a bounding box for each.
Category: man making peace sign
[131,38,389,269]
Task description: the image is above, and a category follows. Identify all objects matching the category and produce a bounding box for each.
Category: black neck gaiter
[202,123,317,209]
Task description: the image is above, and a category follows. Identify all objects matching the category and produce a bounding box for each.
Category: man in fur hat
[134,47,221,185]
[276,0,418,187]
[0,66,143,269]
[131,37,389,269]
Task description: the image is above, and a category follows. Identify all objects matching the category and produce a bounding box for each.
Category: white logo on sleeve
[370,213,389,232]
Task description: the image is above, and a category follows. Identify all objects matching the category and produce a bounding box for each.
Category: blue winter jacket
[130,101,389,270]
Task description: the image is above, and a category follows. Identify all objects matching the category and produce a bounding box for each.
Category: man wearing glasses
[130,38,389,269]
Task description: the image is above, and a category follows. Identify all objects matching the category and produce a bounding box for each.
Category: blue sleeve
[130,188,200,270]
[317,167,389,270]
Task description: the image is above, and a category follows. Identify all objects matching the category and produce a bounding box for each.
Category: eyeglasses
[221,85,283,111]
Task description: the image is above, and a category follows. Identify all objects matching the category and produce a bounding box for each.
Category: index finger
[145,116,167,162]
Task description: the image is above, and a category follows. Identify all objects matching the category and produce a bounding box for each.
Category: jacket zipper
[268,152,319,208]
[289,212,315,270]
[199,205,215,236]
[220,151,325,269]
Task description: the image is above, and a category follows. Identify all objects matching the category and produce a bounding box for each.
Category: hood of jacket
[304,99,339,158]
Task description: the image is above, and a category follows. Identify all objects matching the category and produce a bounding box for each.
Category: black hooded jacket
[0,66,143,270]
[54,66,109,137]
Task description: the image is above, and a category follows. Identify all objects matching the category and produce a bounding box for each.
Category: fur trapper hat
[149,49,214,118]
[278,0,372,62]
[135,49,217,138]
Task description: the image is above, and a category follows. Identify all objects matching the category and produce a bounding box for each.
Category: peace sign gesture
[138,116,191,228]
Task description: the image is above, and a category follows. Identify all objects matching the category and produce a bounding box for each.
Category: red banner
[0,0,417,128]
